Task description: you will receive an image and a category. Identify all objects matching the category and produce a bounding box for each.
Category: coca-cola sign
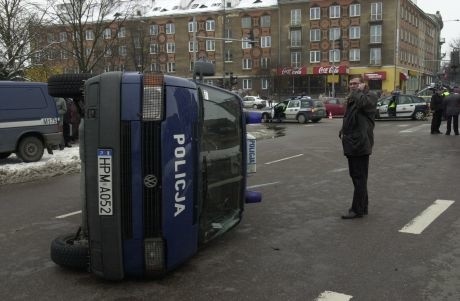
[312,65,348,75]
[277,66,307,75]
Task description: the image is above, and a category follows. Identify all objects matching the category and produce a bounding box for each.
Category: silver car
[261,98,326,123]
[242,96,267,109]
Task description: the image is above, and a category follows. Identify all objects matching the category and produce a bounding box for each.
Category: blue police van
[0,81,61,162]
[50,65,261,280]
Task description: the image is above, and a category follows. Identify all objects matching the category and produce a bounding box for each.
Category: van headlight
[142,74,164,121]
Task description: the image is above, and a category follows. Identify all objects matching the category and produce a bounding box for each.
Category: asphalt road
[1,118,460,301]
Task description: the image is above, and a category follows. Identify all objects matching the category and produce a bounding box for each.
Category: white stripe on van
[0,118,59,129]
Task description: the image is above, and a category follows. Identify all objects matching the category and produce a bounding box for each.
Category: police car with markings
[0,81,62,162]
[49,62,261,280]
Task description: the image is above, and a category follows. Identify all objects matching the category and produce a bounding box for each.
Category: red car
[323,98,346,117]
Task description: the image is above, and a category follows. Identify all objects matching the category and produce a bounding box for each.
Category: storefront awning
[400,72,409,81]
[364,71,386,80]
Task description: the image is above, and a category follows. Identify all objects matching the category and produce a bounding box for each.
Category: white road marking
[399,199,455,234]
[247,181,280,189]
[331,168,348,173]
[56,210,82,219]
[399,124,429,133]
[397,124,410,127]
[316,291,353,301]
[265,154,303,165]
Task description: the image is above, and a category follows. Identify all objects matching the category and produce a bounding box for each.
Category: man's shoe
[342,212,363,219]
[445,132,451,135]
[349,208,368,215]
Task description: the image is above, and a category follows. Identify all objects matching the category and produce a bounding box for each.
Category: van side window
[0,87,47,110]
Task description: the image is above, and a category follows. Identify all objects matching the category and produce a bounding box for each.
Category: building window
[349,49,360,61]
[134,36,141,48]
[310,7,320,20]
[150,24,158,35]
[85,48,91,57]
[261,57,270,69]
[104,65,111,72]
[370,25,382,43]
[370,47,381,65]
[206,20,215,31]
[241,16,251,28]
[350,4,361,17]
[118,27,126,38]
[59,32,67,42]
[206,40,215,51]
[224,28,232,39]
[261,78,268,90]
[224,49,233,61]
[103,28,111,39]
[165,23,175,34]
[167,62,175,73]
[310,29,321,42]
[243,79,252,90]
[349,26,360,39]
[329,28,341,41]
[291,9,301,26]
[189,41,197,52]
[329,5,340,18]
[261,15,271,27]
[290,30,301,47]
[261,36,271,48]
[119,45,127,56]
[371,2,383,21]
[291,52,301,67]
[310,51,320,63]
[47,33,54,43]
[188,21,197,32]
[150,43,159,54]
[242,39,251,49]
[150,63,159,72]
[242,58,252,69]
[85,30,94,40]
[167,43,175,53]
[329,49,340,62]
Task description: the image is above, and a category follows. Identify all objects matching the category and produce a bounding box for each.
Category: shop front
[311,65,350,97]
[273,66,309,99]
[364,71,386,92]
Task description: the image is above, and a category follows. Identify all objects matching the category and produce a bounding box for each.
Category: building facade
[33,0,443,99]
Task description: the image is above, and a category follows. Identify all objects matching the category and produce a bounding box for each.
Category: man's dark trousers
[347,155,369,215]
[431,110,443,133]
[445,114,459,134]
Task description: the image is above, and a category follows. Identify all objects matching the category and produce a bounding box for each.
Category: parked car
[322,98,346,117]
[261,98,326,123]
[0,81,62,162]
[242,96,267,109]
[376,94,429,120]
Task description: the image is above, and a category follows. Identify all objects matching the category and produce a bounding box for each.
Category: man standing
[443,87,460,135]
[430,88,444,134]
[339,78,378,219]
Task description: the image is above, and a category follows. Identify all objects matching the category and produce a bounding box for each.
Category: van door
[285,99,301,120]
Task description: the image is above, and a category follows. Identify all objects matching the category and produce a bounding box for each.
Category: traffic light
[229,72,238,86]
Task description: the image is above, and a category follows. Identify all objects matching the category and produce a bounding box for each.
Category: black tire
[17,136,44,162]
[50,233,89,270]
[48,73,92,98]
[0,152,11,159]
[297,114,307,124]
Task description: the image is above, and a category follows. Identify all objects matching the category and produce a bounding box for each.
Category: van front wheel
[17,136,44,162]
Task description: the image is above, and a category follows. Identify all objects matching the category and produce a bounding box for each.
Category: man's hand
[339,129,343,139]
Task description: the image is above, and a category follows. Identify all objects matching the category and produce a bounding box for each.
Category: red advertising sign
[277,66,308,75]
[312,65,348,75]
[364,71,386,80]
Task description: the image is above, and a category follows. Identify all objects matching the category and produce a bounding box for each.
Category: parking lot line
[264,154,303,165]
[399,124,429,133]
[247,182,280,188]
[315,291,353,301]
[56,210,82,219]
[399,199,455,234]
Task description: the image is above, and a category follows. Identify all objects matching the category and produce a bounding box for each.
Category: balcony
[440,37,446,44]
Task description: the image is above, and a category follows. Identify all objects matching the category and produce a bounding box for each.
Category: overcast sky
[415,0,460,55]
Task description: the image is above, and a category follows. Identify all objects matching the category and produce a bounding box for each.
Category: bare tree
[0,0,47,79]
[45,0,134,73]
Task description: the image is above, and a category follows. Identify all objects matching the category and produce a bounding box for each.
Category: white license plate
[97,149,113,215]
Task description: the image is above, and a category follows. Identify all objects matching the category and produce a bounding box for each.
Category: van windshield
[197,84,244,243]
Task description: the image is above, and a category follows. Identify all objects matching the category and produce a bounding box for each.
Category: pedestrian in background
[430,88,444,134]
[54,97,67,150]
[443,87,460,136]
[339,78,378,219]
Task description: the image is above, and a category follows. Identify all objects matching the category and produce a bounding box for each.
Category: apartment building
[33,0,443,99]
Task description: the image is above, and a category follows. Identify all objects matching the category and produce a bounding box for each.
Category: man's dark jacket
[430,93,443,111]
[341,90,378,157]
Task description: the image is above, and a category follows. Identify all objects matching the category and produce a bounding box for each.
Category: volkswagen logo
[144,175,158,188]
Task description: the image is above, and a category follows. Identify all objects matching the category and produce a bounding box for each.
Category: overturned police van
[48,62,261,280]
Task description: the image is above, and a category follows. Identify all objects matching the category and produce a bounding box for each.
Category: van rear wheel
[48,73,92,98]
[17,136,44,162]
